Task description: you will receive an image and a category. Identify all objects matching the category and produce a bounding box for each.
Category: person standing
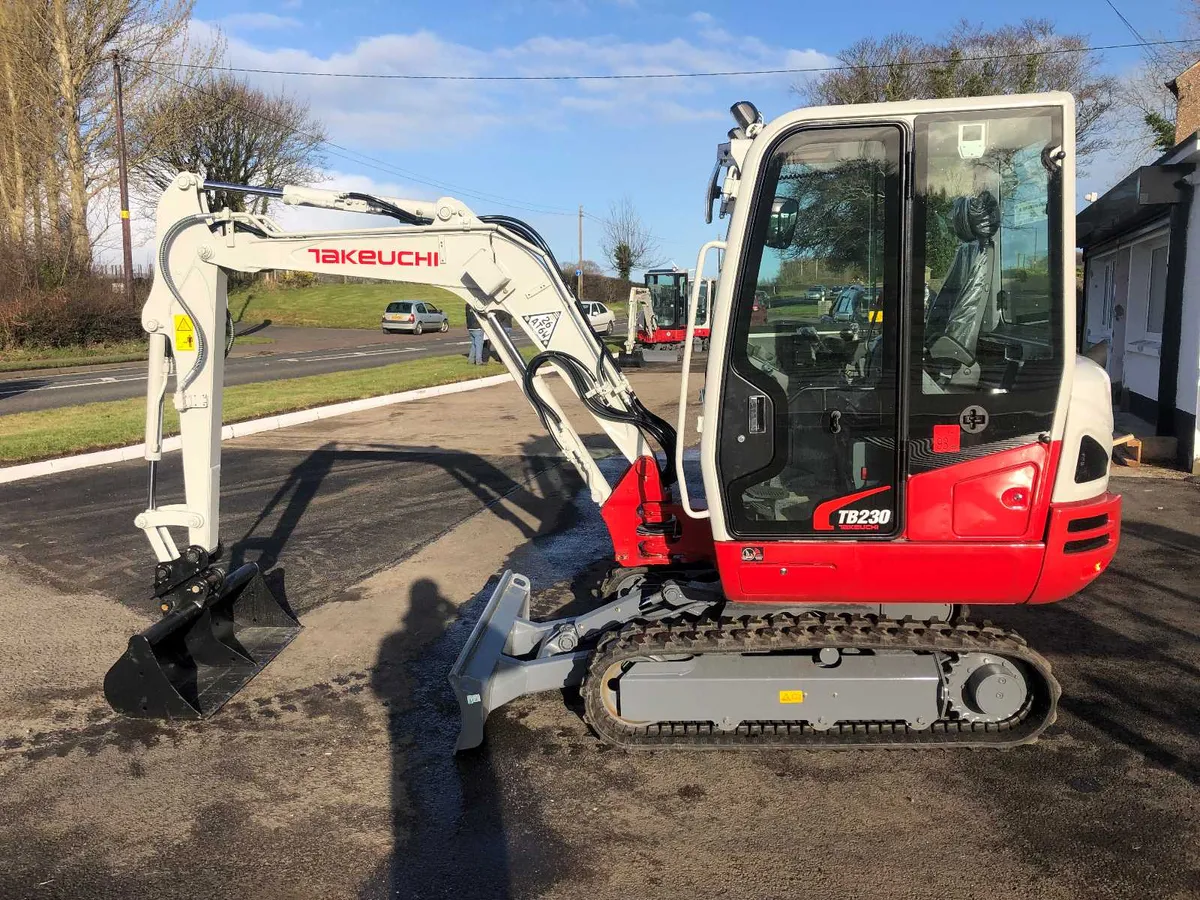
[466,303,486,365]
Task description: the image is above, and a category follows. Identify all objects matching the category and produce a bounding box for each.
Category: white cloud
[220,13,302,31]
[688,11,714,24]
[186,20,833,150]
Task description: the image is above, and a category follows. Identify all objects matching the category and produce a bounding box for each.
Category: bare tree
[801,19,1116,162]
[135,75,326,214]
[0,0,218,271]
[601,197,659,282]
[1112,5,1200,156]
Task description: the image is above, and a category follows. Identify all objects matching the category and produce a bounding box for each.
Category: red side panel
[1028,492,1121,604]
[637,328,687,345]
[716,486,1122,607]
[716,540,1047,605]
[952,463,1036,537]
[906,442,1060,542]
[600,456,714,568]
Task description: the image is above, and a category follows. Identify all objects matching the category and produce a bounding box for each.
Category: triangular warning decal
[523,311,561,348]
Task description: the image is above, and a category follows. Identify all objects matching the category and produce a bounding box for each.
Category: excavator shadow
[225,436,603,584]
[997,517,1200,788]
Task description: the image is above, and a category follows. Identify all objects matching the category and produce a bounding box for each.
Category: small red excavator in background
[104,92,1120,752]
[623,267,716,362]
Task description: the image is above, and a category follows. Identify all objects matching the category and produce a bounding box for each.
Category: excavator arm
[139,172,670,562]
[105,172,685,721]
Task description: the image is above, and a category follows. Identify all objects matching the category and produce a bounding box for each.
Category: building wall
[1174,62,1200,145]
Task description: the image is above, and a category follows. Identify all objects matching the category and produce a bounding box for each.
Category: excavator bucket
[104,563,301,720]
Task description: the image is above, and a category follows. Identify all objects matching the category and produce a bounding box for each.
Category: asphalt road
[0,376,1196,900]
[0,328,528,414]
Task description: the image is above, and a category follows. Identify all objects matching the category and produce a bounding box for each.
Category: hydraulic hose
[479,214,680,484]
[524,350,678,486]
[157,214,215,395]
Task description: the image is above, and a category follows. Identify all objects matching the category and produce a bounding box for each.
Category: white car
[581,301,616,334]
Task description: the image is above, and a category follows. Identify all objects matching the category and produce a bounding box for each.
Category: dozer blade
[449,571,589,752]
[639,347,681,364]
[104,563,301,720]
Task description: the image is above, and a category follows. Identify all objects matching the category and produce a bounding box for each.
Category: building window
[1147,245,1168,335]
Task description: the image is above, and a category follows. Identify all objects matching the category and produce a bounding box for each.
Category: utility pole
[577,205,584,300]
[112,51,135,305]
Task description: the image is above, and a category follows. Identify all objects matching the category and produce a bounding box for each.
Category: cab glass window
[911,107,1064,465]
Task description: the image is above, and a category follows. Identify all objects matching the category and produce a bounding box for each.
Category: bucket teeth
[104,563,301,720]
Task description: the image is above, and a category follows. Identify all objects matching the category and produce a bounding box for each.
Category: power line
[133,37,1200,83]
[1103,0,1154,47]
[1102,0,1170,69]
[131,61,577,218]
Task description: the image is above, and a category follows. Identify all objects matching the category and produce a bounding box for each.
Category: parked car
[804,285,827,302]
[580,300,616,334]
[381,300,449,334]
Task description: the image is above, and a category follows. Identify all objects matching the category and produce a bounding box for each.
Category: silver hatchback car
[381,300,449,334]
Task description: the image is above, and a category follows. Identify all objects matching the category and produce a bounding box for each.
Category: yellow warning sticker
[778,689,805,704]
[868,309,884,323]
[174,314,196,352]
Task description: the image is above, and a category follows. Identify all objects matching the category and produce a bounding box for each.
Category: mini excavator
[105,92,1120,751]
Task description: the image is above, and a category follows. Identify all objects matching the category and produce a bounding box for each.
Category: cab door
[716,123,905,543]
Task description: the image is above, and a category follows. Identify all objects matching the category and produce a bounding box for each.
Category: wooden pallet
[1112,433,1142,467]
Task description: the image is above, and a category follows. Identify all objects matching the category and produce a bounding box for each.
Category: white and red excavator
[623,267,717,362]
[105,92,1121,751]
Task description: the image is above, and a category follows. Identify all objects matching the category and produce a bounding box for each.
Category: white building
[1077,62,1200,473]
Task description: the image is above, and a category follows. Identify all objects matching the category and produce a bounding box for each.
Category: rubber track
[581,613,1060,750]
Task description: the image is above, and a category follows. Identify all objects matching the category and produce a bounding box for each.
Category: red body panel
[601,457,714,567]
[907,442,1059,542]
[637,327,688,345]
[713,442,1121,607]
[1027,492,1121,604]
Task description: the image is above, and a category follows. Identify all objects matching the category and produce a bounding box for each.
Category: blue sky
[182,0,1190,273]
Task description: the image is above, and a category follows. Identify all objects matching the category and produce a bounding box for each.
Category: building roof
[1077,134,1199,250]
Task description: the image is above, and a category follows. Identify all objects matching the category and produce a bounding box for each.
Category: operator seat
[923,190,1000,391]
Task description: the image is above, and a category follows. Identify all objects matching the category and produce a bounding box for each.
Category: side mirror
[765,197,798,250]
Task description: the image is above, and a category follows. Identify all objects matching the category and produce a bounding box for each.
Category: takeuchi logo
[306,248,440,266]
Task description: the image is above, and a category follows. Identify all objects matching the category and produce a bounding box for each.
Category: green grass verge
[0,335,272,373]
[765,300,821,320]
[228,282,625,332]
[0,340,149,373]
[229,282,462,330]
[0,352,517,464]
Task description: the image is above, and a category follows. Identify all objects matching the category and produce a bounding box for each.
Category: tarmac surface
[0,372,1197,900]
[0,324,542,414]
